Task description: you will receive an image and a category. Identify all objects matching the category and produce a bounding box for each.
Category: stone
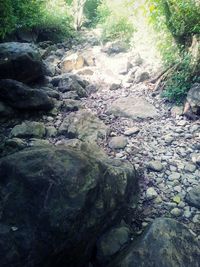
[124,127,140,136]
[0,101,14,117]
[146,187,158,200]
[147,161,163,172]
[110,83,121,91]
[29,138,50,147]
[164,135,174,144]
[62,99,82,112]
[109,136,128,149]
[170,208,182,217]
[61,53,85,72]
[171,105,183,116]
[185,186,200,209]
[46,126,57,137]
[58,75,87,98]
[11,121,46,138]
[0,144,138,267]
[135,70,150,83]
[185,163,196,173]
[187,83,200,114]
[77,67,94,76]
[96,226,130,264]
[172,195,181,204]
[168,172,181,181]
[0,79,54,111]
[108,97,158,120]
[109,218,200,267]
[58,110,107,142]
[0,42,45,83]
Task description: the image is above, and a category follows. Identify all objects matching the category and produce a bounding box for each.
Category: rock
[11,121,46,138]
[0,79,54,111]
[184,163,196,173]
[109,218,200,267]
[0,42,45,83]
[146,187,158,200]
[40,87,60,100]
[0,144,138,267]
[187,83,200,114]
[110,83,121,91]
[29,138,50,147]
[61,53,85,72]
[58,75,87,98]
[168,172,181,181]
[185,186,200,209]
[5,138,26,149]
[147,161,163,172]
[101,41,127,55]
[0,101,15,117]
[124,127,140,136]
[58,110,107,142]
[170,208,182,217]
[164,134,174,144]
[77,67,94,76]
[109,136,128,149]
[62,99,82,112]
[135,70,150,83]
[97,226,131,264]
[108,97,158,120]
[171,106,183,117]
[46,126,57,137]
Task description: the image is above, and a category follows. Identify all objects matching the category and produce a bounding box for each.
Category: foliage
[0,0,74,41]
[163,52,200,103]
[96,1,135,43]
[83,0,102,26]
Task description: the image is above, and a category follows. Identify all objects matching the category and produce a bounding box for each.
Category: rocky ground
[0,30,199,266]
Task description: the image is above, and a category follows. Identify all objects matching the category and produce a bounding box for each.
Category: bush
[101,16,135,43]
[162,52,200,103]
[0,0,74,42]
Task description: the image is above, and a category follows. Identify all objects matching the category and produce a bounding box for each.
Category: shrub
[100,15,135,43]
[162,52,200,103]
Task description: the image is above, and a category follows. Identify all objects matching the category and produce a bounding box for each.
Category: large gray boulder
[0,42,45,83]
[109,218,200,267]
[107,96,158,120]
[187,83,200,114]
[0,143,138,267]
[0,79,54,111]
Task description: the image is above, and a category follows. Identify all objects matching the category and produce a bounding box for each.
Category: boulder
[187,83,200,114]
[11,121,46,138]
[0,42,45,83]
[107,97,158,120]
[0,144,139,267]
[109,218,200,267]
[0,79,54,111]
[61,53,85,72]
[58,110,107,141]
[58,76,87,97]
[0,101,15,117]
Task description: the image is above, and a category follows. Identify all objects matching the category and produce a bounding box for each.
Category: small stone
[172,195,181,204]
[168,172,181,181]
[185,163,196,173]
[164,135,174,144]
[170,208,182,217]
[147,161,163,172]
[146,187,158,200]
[124,127,140,136]
[183,207,192,219]
[108,136,128,149]
[46,126,57,137]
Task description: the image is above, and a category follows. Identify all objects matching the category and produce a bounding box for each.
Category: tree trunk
[73,0,86,31]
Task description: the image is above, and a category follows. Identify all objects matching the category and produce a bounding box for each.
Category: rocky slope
[0,32,199,266]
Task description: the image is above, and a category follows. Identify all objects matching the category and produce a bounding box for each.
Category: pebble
[170,208,182,217]
[146,187,158,200]
[124,127,140,136]
[147,161,163,172]
[108,136,128,149]
[168,172,181,181]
